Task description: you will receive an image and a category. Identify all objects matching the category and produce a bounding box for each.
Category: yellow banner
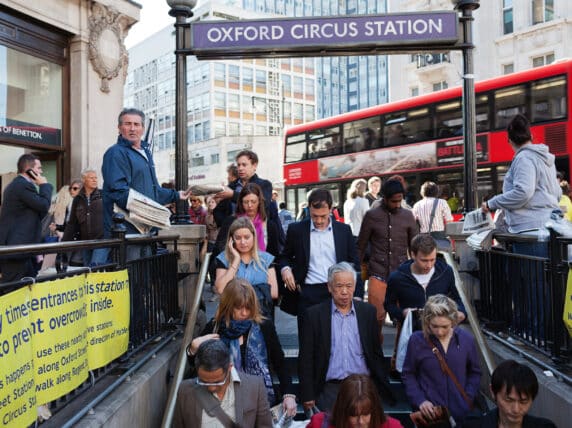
[0,287,36,428]
[0,269,131,421]
[31,276,89,405]
[564,271,572,337]
[86,271,130,369]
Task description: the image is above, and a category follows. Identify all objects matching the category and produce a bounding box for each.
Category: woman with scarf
[186,278,297,416]
[215,216,278,318]
[215,182,284,258]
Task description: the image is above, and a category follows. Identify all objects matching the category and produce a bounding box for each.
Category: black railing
[476,231,571,364]
[0,226,182,423]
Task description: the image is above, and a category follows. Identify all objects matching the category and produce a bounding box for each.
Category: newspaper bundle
[114,189,172,234]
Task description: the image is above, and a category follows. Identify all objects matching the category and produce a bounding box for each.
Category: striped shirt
[412,197,453,233]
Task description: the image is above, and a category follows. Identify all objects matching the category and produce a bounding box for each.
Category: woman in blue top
[215,217,278,317]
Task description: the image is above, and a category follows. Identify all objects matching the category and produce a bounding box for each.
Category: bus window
[476,94,490,133]
[383,107,432,146]
[531,76,566,123]
[285,133,307,163]
[435,100,462,138]
[494,85,526,129]
[308,126,342,156]
[343,117,381,152]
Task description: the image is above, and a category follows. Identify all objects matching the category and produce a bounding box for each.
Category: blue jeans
[82,248,110,267]
[512,240,548,342]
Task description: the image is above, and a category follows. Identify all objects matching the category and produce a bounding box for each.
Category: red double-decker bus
[283,60,571,216]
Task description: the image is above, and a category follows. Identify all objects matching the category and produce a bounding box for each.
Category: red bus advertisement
[283,60,571,215]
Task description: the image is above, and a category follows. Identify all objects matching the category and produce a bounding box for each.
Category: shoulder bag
[192,382,241,428]
[425,337,473,409]
[428,199,451,251]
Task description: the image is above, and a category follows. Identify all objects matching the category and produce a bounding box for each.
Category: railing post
[112,213,127,268]
[548,228,567,361]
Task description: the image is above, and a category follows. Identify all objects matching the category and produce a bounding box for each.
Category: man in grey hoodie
[482,113,561,251]
[482,113,560,342]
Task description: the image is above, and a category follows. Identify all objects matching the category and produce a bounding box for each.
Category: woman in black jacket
[215,182,285,258]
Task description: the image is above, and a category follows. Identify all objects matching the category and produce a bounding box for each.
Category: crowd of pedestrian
[0,108,560,428]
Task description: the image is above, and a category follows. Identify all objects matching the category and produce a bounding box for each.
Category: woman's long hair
[330,374,386,428]
[236,182,267,221]
[214,278,263,327]
[421,294,459,338]
[347,178,367,200]
[224,217,265,273]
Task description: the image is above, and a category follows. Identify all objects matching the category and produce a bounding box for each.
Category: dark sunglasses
[70,186,80,191]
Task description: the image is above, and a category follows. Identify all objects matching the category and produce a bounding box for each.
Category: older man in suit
[0,154,53,283]
[279,188,362,320]
[298,262,394,413]
[174,339,272,428]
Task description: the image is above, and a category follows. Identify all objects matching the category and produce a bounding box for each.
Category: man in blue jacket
[102,108,190,252]
[385,233,466,325]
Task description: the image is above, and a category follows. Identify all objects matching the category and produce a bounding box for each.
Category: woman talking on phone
[215,216,278,318]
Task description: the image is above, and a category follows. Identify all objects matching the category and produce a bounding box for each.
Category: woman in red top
[307,374,403,428]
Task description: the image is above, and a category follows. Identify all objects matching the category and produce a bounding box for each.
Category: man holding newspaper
[102,108,191,259]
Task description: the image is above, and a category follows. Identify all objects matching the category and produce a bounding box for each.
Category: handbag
[410,406,452,428]
[395,310,414,372]
[278,280,300,316]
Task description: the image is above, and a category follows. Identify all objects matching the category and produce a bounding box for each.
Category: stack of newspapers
[114,189,172,234]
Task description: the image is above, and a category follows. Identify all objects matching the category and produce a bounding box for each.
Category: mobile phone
[26,169,37,179]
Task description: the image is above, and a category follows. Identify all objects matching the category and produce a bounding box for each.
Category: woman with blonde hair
[401,294,481,426]
[343,178,369,238]
[215,216,278,318]
[187,278,297,417]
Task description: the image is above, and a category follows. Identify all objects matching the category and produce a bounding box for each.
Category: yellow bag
[564,271,572,337]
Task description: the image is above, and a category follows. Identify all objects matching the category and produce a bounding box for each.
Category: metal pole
[171,6,192,224]
[456,1,480,212]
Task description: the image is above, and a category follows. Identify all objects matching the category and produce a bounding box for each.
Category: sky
[125,0,174,49]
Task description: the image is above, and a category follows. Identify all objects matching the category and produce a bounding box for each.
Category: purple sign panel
[190,12,458,53]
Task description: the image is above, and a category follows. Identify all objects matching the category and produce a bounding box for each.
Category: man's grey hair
[327,262,357,285]
[80,168,97,179]
[195,339,231,372]
[118,108,145,126]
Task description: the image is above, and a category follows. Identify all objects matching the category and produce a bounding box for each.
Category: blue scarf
[219,320,275,404]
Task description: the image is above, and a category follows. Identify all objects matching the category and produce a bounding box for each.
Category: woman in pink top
[307,374,403,428]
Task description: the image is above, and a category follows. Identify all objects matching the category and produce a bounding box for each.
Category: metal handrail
[161,252,211,428]
[443,251,496,377]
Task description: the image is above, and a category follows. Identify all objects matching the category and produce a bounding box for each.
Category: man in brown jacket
[357,178,417,343]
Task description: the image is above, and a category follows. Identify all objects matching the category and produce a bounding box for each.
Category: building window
[432,81,448,92]
[211,153,220,164]
[228,64,240,89]
[0,46,63,147]
[532,0,554,25]
[191,155,204,167]
[411,87,419,97]
[532,53,555,68]
[503,0,513,34]
[214,63,225,82]
[503,63,514,75]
